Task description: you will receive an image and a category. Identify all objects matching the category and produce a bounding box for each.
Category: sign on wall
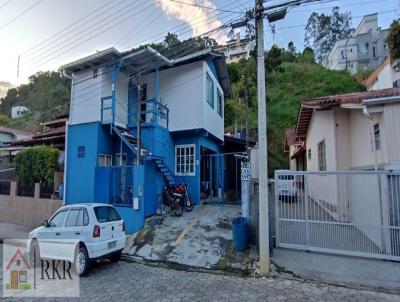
[241,161,251,181]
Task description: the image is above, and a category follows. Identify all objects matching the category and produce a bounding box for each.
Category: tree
[305,7,354,63]
[15,146,59,186]
[387,19,400,59]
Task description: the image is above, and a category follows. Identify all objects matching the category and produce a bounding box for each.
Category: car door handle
[75,232,80,235]
[55,232,60,236]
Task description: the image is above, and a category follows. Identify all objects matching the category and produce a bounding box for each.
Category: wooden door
[11,271,18,289]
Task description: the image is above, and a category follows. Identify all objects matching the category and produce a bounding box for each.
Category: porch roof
[62,47,231,96]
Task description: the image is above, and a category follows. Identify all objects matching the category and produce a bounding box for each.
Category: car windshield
[93,206,121,223]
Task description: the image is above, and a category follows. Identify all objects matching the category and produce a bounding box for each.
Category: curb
[122,254,400,295]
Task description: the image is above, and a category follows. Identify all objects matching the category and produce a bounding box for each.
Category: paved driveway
[1,261,398,301]
[124,204,250,271]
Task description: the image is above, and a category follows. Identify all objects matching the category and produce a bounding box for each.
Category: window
[307,148,311,160]
[394,79,400,88]
[83,208,89,226]
[175,144,195,176]
[374,123,381,151]
[49,210,68,227]
[206,73,214,108]
[115,153,127,166]
[65,209,83,227]
[93,206,122,223]
[78,146,85,158]
[217,90,223,117]
[98,154,112,167]
[317,140,326,171]
[373,46,376,58]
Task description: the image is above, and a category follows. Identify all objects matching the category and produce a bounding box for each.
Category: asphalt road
[1,260,399,301]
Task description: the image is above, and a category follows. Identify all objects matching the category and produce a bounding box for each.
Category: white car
[277,174,297,198]
[27,203,126,276]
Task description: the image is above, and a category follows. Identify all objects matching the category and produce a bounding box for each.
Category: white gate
[275,170,400,261]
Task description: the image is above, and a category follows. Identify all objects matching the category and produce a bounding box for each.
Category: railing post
[304,174,309,250]
[274,171,279,248]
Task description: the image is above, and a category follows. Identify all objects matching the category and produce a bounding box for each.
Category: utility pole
[244,74,250,156]
[255,0,269,274]
[136,77,142,166]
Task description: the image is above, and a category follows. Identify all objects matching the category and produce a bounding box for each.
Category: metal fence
[275,170,400,261]
[110,166,134,207]
[0,180,11,195]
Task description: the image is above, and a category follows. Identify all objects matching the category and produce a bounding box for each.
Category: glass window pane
[49,210,68,227]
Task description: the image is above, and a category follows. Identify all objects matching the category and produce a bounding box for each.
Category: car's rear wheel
[110,250,122,263]
[29,240,41,268]
[75,246,90,277]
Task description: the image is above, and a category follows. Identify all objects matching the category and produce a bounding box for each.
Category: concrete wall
[0,182,63,228]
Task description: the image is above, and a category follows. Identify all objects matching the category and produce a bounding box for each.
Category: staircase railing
[141,98,169,128]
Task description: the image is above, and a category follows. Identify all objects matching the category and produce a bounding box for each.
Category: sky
[0,0,398,87]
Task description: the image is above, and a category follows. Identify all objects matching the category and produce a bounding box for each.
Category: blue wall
[173,130,223,204]
[65,122,100,204]
[116,165,145,234]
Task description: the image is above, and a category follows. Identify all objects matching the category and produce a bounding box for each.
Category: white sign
[241,162,251,181]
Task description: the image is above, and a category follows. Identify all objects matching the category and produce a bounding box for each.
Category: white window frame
[175,144,196,176]
[98,154,112,167]
[115,153,127,166]
[317,140,326,171]
[206,73,214,109]
[217,89,223,117]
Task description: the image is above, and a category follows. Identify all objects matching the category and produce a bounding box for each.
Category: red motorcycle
[172,183,194,212]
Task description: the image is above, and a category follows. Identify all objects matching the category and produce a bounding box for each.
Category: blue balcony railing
[141,98,169,128]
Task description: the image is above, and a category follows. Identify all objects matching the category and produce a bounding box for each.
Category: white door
[38,209,69,260]
[62,208,84,262]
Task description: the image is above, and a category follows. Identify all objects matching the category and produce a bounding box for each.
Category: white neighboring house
[11,106,28,119]
[214,33,255,63]
[286,88,400,254]
[323,13,389,75]
[364,56,400,90]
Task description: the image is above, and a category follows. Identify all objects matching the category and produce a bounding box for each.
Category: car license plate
[108,241,116,249]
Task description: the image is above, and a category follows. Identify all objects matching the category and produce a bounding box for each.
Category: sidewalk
[271,248,400,294]
[0,223,31,241]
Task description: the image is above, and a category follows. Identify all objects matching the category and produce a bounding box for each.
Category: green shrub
[15,146,59,185]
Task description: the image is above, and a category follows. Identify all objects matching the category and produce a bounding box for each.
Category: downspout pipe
[363,103,386,252]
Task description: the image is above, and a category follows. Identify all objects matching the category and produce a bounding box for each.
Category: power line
[167,0,245,14]
[22,1,156,71]
[22,0,149,65]
[0,0,13,9]
[21,0,123,57]
[22,0,252,74]
[0,0,42,30]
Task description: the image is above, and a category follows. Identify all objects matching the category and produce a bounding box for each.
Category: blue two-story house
[62,46,232,233]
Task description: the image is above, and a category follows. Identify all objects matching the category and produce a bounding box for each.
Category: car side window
[49,210,68,227]
[65,209,83,227]
[83,208,89,226]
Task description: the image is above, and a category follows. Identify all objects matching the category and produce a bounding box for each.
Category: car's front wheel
[75,246,90,277]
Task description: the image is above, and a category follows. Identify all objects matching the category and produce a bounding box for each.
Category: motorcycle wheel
[172,197,184,217]
[184,195,194,212]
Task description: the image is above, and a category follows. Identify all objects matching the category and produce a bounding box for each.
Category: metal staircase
[110,125,175,185]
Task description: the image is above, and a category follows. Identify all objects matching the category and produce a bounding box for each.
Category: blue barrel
[232,217,248,251]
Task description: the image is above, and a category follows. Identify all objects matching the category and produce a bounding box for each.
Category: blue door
[128,82,137,128]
